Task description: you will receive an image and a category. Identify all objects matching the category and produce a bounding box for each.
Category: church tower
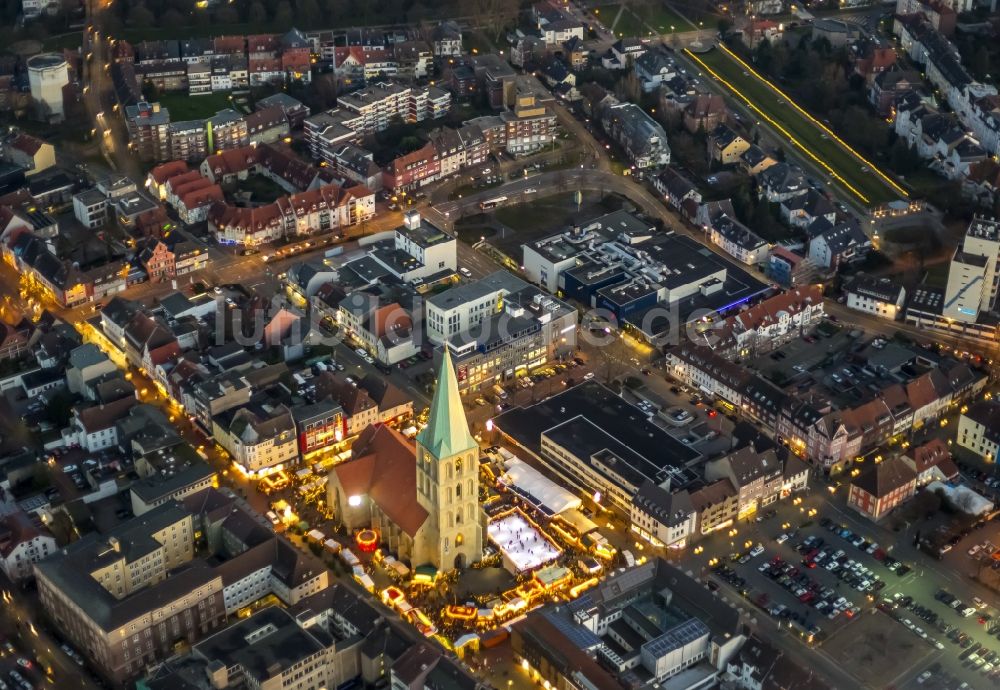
[414,349,483,570]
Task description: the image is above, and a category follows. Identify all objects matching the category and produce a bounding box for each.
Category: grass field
[635,3,698,32]
[595,2,697,36]
[690,46,905,206]
[158,92,236,121]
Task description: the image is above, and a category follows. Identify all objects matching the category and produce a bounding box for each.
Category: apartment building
[714,286,825,357]
[208,182,374,247]
[599,97,671,168]
[499,94,558,155]
[428,271,577,393]
[213,402,298,475]
[72,188,108,229]
[125,101,171,163]
[691,342,980,470]
[35,491,330,686]
[630,482,697,549]
[336,82,451,136]
[168,119,208,162]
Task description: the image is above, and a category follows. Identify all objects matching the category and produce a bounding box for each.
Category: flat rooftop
[396,217,454,248]
[495,381,701,490]
[427,270,525,310]
[193,606,336,681]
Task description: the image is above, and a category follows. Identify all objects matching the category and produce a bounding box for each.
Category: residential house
[123,311,181,374]
[740,145,778,176]
[808,221,871,270]
[869,69,923,116]
[848,457,917,520]
[431,21,463,57]
[65,395,137,452]
[683,94,727,134]
[901,438,958,487]
[66,343,117,397]
[780,189,837,229]
[634,50,675,93]
[708,124,750,165]
[707,213,770,266]
[757,162,809,202]
[245,106,290,145]
[3,134,55,175]
[0,512,57,582]
[653,167,702,213]
[844,273,907,320]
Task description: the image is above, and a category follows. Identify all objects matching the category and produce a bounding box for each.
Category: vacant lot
[690,46,903,206]
[823,610,925,687]
[456,192,624,255]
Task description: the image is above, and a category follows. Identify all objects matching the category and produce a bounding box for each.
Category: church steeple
[417,349,478,460]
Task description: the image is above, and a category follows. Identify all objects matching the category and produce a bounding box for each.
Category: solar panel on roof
[642,618,710,657]
[542,610,602,650]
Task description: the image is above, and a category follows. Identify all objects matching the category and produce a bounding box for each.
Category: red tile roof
[332,424,428,536]
[851,457,916,499]
[7,133,45,156]
[148,160,190,185]
[908,438,953,476]
[180,185,224,210]
[723,284,823,334]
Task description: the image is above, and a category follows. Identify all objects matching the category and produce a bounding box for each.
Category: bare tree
[474,0,520,41]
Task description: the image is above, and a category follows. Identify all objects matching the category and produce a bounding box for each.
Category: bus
[480,196,508,210]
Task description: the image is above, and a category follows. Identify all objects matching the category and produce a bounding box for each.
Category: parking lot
[697,483,1000,690]
[711,512,911,642]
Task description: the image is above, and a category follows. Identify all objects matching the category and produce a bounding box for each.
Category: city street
[0,576,100,690]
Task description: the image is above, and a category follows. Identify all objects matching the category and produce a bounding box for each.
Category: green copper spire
[417,349,478,459]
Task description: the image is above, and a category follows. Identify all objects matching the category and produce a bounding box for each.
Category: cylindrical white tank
[27,53,70,120]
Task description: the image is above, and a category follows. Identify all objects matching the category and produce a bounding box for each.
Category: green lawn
[158,91,236,121]
[595,2,698,36]
[636,3,698,32]
[691,46,903,206]
[232,175,286,203]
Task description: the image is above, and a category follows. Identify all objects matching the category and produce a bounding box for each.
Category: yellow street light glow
[686,50,874,203]
[716,45,908,199]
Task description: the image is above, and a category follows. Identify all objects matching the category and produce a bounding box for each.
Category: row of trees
[747,37,934,184]
[111,0,520,34]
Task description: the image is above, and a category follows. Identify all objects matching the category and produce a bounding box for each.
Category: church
[326,350,484,570]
